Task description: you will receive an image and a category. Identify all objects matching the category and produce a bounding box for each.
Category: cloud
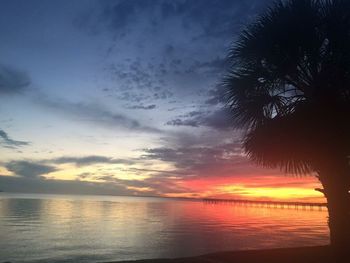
[1,155,134,180]
[0,129,30,149]
[0,175,132,196]
[166,118,200,127]
[0,63,161,134]
[141,141,270,179]
[205,85,228,106]
[5,161,57,179]
[127,104,156,110]
[85,0,273,110]
[0,65,30,94]
[104,59,174,106]
[94,174,192,196]
[37,97,161,133]
[0,64,161,134]
[52,155,133,166]
[166,108,232,130]
[3,155,133,178]
[0,0,285,199]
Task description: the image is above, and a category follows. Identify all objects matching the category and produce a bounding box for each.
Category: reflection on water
[0,193,329,263]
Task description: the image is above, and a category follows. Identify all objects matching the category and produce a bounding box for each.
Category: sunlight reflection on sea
[0,193,329,263]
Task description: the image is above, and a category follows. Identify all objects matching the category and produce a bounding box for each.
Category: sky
[0,0,324,202]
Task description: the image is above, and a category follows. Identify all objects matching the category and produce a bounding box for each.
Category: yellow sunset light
[217,184,324,201]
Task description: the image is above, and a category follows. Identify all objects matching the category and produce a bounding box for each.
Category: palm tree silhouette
[224,0,350,258]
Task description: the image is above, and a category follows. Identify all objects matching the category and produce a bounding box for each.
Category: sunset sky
[0,0,324,202]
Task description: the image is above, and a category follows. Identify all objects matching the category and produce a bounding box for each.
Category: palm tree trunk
[319,169,350,261]
[326,191,350,257]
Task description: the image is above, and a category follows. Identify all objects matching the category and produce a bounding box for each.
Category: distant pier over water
[203,198,328,211]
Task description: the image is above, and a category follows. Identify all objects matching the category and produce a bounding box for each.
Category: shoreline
[108,246,331,263]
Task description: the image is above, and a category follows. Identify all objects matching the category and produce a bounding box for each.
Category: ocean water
[0,193,329,263]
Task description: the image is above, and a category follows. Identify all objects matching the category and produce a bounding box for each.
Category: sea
[0,193,329,263]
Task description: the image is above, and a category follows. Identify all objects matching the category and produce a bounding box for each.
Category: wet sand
[110,246,331,263]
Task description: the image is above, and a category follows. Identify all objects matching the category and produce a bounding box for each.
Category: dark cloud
[76,172,92,179]
[166,118,200,127]
[141,142,269,179]
[52,155,133,166]
[166,108,232,130]
[89,0,273,109]
[205,85,228,106]
[105,60,174,105]
[0,129,30,149]
[127,104,156,110]
[0,65,30,94]
[95,174,191,196]
[3,155,133,179]
[199,108,233,130]
[108,60,155,90]
[5,161,57,179]
[140,136,282,183]
[0,171,189,197]
[0,175,132,196]
[105,57,223,107]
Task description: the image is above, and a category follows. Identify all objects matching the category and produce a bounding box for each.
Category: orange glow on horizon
[174,174,325,203]
[1,161,326,203]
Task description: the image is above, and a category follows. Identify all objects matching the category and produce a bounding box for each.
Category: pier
[203,198,327,211]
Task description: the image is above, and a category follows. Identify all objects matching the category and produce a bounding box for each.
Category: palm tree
[223,0,350,258]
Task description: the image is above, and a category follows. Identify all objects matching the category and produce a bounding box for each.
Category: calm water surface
[0,193,329,263]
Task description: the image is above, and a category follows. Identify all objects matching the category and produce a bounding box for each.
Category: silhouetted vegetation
[223,0,350,260]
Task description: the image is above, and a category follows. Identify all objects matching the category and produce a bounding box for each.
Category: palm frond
[223,0,350,175]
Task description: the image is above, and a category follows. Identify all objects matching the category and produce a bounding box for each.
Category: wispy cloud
[0,64,161,134]
[36,97,162,133]
[0,129,30,149]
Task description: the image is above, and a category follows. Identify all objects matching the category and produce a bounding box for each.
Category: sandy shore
[108,246,332,263]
